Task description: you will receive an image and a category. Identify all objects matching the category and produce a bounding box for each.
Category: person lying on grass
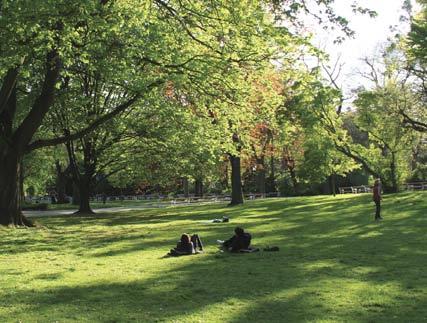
[168,233,203,256]
[218,227,252,252]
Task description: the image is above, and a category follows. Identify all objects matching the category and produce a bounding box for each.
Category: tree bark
[0,52,60,226]
[229,154,243,205]
[72,183,80,206]
[0,152,32,226]
[267,154,277,193]
[75,178,94,214]
[329,173,337,196]
[194,178,203,197]
[389,152,398,193]
[182,177,189,198]
[19,160,25,204]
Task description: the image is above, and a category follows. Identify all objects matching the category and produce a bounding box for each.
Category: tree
[326,48,423,192]
[403,2,427,132]
[0,0,148,225]
[1,0,294,225]
[280,70,358,195]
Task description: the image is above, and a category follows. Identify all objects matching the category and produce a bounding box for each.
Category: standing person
[373,179,383,221]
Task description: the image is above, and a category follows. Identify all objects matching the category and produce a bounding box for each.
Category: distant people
[102,194,107,204]
[373,179,383,221]
[212,216,229,223]
[168,233,203,256]
[219,227,252,252]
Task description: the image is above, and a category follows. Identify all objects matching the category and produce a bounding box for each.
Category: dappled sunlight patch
[358,231,384,239]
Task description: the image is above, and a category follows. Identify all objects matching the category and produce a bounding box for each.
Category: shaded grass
[1,192,427,322]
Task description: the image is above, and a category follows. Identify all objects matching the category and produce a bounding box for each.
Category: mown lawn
[1,192,426,322]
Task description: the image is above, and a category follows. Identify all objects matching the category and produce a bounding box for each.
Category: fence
[24,192,280,205]
[338,186,372,194]
[404,182,427,191]
[339,182,427,194]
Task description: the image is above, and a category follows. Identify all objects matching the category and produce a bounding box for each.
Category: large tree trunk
[65,137,95,214]
[72,183,80,206]
[75,178,94,214]
[0,152,32,226]
[0,52,60,226]
[229,154,243,205]
[19,160,25,204]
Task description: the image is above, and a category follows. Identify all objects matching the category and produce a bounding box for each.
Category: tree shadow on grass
[2,193,427,321]
[2,244,427,322]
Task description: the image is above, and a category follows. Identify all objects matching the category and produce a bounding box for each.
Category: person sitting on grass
[169,233,203,256]
[218,227,252,252]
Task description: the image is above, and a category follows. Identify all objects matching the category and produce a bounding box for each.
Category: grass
[1,192,427,322]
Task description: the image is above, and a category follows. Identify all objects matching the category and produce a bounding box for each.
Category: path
[24,204,167,218]
[24,199,226,218]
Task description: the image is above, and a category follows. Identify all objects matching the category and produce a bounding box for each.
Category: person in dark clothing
[373,179,383,221]
[170,234,195,256]
[190,234,204,252]
[169,233,204,256]
[221,227,252,252]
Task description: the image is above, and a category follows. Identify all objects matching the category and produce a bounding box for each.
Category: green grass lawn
[1,192,426,322]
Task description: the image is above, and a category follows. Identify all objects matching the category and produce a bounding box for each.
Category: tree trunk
[72,183,80,205]
[256,168,266,195]
[329,173,336,196]
[267,154,277,193]
[0,52,60,226]
[257,170,266,195]
[74,177,94,214]
[289,167,299,195]
[0,86,32,226]
[194,178,203,197]
[229,154,243,205]
[389,152,398,193]
[19,160,25,204]
[255,156,266,195]
[182,177,189,198]
[0,152,32,226]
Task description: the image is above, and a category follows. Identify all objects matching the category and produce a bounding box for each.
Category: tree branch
[27,79,165,151]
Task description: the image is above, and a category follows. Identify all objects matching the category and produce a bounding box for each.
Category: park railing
[27,183,426,205]
[404,182,427,191]
[338,182,427,194]
[338,186,372,194]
